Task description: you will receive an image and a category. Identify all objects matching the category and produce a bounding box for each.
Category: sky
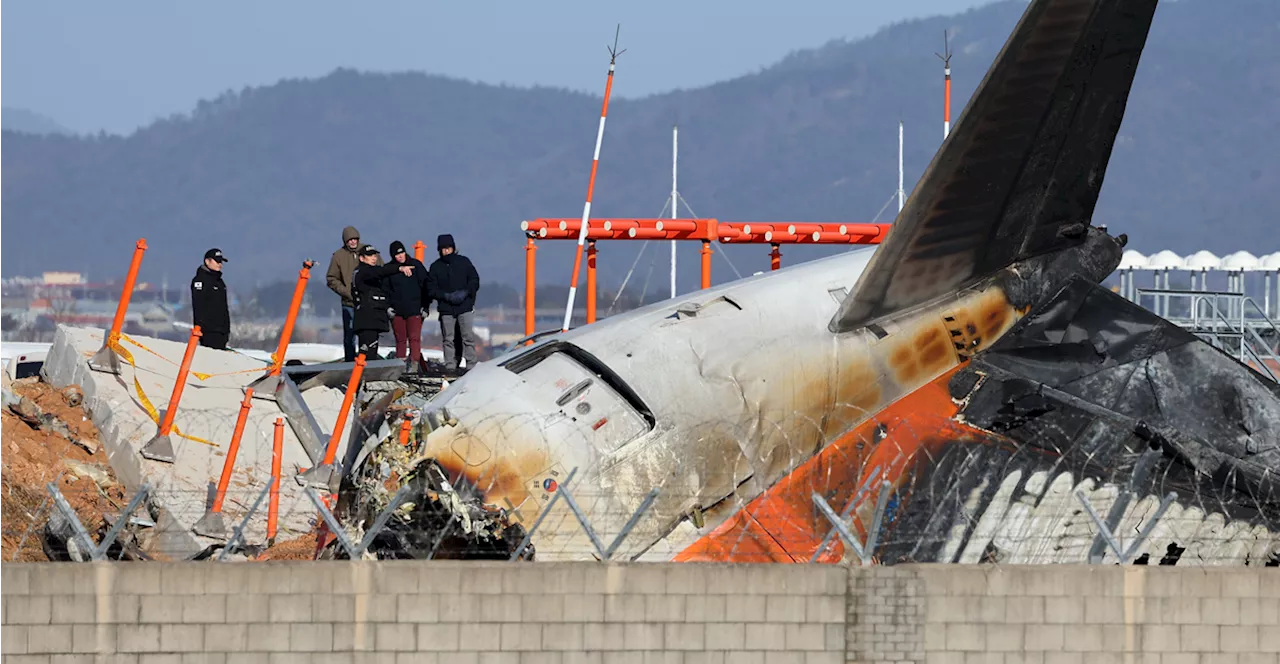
[3,0,995,135]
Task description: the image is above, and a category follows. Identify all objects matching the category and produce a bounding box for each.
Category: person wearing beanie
[325,225,381,361]
[426,233,481,375]
[385,240,429,372]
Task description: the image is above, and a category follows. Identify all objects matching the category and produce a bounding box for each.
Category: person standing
[426,234,480,375]
[325,226,381,362]
[385,240,429,372]
[351,245,416,359]
[191,248,231,350]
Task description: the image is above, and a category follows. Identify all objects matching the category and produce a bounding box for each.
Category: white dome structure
[1259,252,1280,271]
[1183,251,1221,271]
[1145,250,1183,271]
[1221,251,1261,272]
[1117,250,1148,270]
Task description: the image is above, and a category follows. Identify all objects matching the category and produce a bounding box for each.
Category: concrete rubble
[41,325,356,559]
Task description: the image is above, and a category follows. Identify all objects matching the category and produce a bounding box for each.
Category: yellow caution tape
[119,333,265,381]
[109,338,220,449]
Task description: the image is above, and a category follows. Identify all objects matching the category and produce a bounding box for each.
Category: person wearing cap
[326,225,381,362]
[351,244,417,358]
[426,234,480,375]
[385,240,429,372]
[191,249,231,350]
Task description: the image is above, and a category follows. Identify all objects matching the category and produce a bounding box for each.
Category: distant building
[42,272,84,285]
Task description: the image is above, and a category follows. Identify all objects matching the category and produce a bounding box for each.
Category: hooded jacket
[190,264,230,334]
[326,226,381,307]
[385,240,429,317]
[427,249,481,316]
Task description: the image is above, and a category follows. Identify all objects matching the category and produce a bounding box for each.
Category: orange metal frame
[521,218,889,335]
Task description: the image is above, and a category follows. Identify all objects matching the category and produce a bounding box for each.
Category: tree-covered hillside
[3,0,1276,293]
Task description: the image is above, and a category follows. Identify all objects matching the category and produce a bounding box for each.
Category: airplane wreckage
[312,0,1280,565]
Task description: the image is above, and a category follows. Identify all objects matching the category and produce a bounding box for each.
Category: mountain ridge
[3,0,1276,294]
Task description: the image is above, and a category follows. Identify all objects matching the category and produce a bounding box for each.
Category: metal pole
[563,30,623,333]
[897,121,905,214]
[525,236,537,341]
[671,124,678,299]
[586,241,597,324]
[269,261,315,376]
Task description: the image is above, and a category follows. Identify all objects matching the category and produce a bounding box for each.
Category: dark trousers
[200,330,229,351]
[392,315,425,369]
[341,306,357,362]
[356,329,381,359]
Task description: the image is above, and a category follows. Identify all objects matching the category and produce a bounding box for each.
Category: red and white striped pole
[938,31,953,139]
[563,28,624,333]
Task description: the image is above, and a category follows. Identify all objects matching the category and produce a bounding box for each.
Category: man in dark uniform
[191,248,231,350]
[351,244,417,358]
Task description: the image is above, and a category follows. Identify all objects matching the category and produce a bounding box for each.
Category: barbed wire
[6,360,1279,565]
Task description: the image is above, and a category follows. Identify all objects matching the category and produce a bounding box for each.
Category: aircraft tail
[830,0,1159,334]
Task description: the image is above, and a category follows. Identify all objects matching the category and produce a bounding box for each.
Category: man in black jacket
[191,248,231,350]
[386,241,430,372]
[351,245,417,359]
[426,234,480,374]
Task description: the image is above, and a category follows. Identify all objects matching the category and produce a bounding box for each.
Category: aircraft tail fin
[830,0,1159,334]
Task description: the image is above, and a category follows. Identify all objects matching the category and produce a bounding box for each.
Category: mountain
[3,0,1277,296]
[2,107,71,136]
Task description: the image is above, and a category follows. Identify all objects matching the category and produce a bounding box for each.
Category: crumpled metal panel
[685,277,1279,566]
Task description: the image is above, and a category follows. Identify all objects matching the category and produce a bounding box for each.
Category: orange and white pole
[107,239,148,345]
[938,31,953,139]
[413,241,426,262]
[267,417,283,543]
[269,261,314,376]
[563,30,624,333]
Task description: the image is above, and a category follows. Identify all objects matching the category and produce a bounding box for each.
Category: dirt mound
[258,533,320,560]
[1,379,125,561]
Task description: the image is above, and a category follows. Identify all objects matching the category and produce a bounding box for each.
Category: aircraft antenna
[562,25,625,332]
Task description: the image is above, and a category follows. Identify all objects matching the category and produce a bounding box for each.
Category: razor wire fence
[5,476,1278,567]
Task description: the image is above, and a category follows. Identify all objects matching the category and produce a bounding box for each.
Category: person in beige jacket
[326,225,381,361]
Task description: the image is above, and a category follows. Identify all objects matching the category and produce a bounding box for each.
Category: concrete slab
[42,326,356,559]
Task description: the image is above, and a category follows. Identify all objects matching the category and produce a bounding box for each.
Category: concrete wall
[2,562,1277,663]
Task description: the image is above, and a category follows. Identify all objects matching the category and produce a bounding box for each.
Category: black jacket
[426,253,480,316]
[385,257,429,318]
[190,266,230,334]
[352,262,412,333]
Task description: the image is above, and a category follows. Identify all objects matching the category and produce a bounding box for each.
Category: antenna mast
[562,26,625,332]
[897,120,905,214]
[670,125,678,299]
[936,31,953,139]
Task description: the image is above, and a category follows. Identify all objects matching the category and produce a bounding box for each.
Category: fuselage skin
[419,245,1032,561]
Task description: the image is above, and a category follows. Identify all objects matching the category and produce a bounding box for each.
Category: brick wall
[2,562,1277,663]
[0,561,848,663]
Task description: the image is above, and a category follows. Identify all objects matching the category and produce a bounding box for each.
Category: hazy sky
[3,1,994,135]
